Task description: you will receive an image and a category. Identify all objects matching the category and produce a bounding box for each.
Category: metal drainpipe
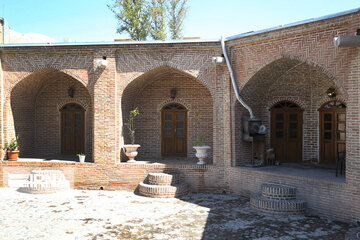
[221,35,255,119]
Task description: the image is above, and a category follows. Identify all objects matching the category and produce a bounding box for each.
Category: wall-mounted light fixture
[170,89,177,100]
[326,87,336,98]
[96,56,108,68]
[212,56,226,65]
[68,86,75,98]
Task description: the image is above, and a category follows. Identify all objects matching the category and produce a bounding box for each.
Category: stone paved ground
[0,188,352,240]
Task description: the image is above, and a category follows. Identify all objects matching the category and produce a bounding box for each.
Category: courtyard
[0,188,352,240]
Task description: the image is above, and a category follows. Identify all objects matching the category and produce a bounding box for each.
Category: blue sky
[1,0,360,42]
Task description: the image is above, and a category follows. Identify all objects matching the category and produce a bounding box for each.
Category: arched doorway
[270,101,303,162]
[61,103,85,155]
[319,101,346,165]
[161,103,187,157]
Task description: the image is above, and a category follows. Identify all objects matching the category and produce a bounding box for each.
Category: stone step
[148,172,180,186]
[250,193,306,215]
[261,183,297,200]
[139,182,188,198]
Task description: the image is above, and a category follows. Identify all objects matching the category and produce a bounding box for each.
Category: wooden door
[161,104,187,157]
[271,101,303,162]
[61,103,85,155]
[320,101,346,165]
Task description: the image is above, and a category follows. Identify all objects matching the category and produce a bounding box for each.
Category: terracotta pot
[124,144,140,163]
[193,146,211,165]
[7,150,19,161]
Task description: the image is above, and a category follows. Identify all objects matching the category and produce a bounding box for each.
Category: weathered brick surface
[0,10,359,223]
[122,69,213,161]
[0,161,222,193]
[8,69,93,158]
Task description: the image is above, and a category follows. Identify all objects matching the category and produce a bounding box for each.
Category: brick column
[343,47,360,220]
[212,47,231,191]
[93,50,117,164]
[0,55,4,160]
[345,48,360,184]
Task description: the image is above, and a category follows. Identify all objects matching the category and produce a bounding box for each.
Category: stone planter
[7,150,19,161]
[193,146,210,165]
[78,155,85,163]
[124,144,140,163]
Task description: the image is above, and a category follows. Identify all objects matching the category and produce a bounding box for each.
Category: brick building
[1,9,360,222]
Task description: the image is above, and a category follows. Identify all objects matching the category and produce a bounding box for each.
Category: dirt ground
[0,188,352,240]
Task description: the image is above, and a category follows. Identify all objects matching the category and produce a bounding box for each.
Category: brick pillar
[0,55,4,160]
[213,47,231,191]
[345,49,360,184]
[93,51,117,164]
[343,47,360,220]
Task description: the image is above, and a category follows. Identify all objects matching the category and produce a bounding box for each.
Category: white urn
[78,155,86,163]
[193,146,211,165]
[124,144,140,163]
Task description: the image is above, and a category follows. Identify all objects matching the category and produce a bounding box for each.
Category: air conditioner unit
[242,116,266,142]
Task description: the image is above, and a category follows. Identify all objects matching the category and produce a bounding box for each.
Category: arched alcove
[234,56,347,165]
[120,65,213,162]
[7,68,93,160]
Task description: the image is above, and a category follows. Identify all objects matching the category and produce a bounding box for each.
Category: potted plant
[77,153,86,163]
[123,107,140,163]
[192,112,211,165]
[5,137,20,161]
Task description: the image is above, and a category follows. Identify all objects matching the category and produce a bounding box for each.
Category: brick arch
[157,99,191,112]
[122,64,214,99]
[57,99,91,111]
[266,98,307,111]
[317,96,347,110]
[5,66,93,159]
[5,67,89,101]
[120,63,214,162]
[240,53,347,97]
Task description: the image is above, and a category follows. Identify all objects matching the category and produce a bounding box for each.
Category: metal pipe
[221,35,255,119]
[334,36,360,47]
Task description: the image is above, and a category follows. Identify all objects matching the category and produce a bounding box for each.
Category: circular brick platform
[251,183,306,215]
[139,182,188,198]
[139,172,188,198]
[261,183,297,200]
[148,172,180,186]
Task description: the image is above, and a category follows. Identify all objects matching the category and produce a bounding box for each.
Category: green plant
[5,137,19,151]
[192,112,204,146]
[124,107,140,144]
[77,153,85,156]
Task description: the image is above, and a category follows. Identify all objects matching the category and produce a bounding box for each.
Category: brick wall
[121,68,213,161]
[0,161,224,193]
[227,10,360,223]
[35,73,93,158]
[6,68,93,159]
[234,61,347,165]
[0,10,360,223]
[116,45,224,165]
[227,167,357,222]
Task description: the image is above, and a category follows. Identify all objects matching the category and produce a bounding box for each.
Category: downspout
[221,35,255,119]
